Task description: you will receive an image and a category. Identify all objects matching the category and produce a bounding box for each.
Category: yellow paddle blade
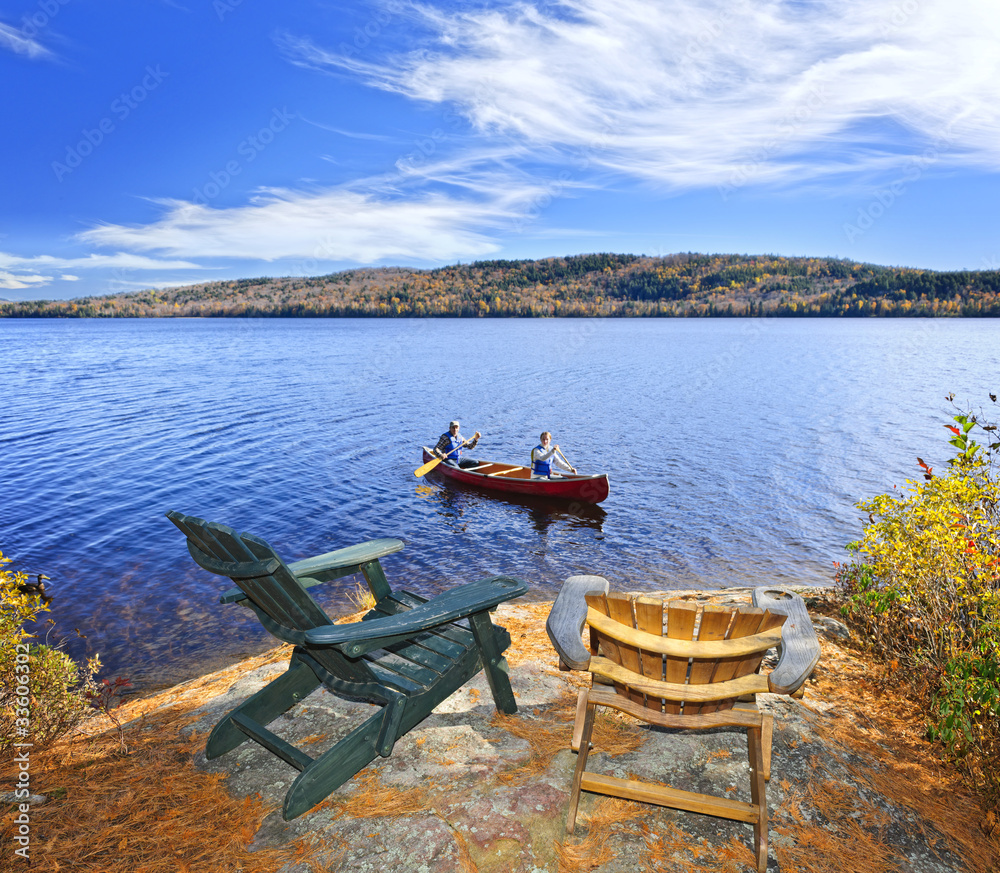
[414,455,444,477]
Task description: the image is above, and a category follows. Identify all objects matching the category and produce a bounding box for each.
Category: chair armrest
[752,587,821,695]
[221,537,405,604]
[288,537,404,580]
[305,575,528,657]
[546,575,610,670]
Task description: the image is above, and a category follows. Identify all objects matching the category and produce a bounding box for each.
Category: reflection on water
[420,470,607,535]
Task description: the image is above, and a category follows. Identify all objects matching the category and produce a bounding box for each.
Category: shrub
[0,550,100,756]
[837,395,1000,805]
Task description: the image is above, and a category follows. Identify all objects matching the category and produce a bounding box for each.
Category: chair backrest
[169,511,389,687]
[168,511,331,632]
[585,592,786,715]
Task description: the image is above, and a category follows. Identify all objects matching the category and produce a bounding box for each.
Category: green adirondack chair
[166,511,528,820]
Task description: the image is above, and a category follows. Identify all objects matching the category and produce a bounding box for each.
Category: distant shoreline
[3,253,999,318]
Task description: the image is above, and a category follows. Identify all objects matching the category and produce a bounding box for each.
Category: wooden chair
[167,511,528,820]
[546,576,821,873]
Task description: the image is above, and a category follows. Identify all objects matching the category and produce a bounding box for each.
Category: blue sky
[2,0,999,301]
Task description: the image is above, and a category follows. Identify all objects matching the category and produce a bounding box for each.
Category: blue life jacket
[442,433,464,464]
[531,444,551,476]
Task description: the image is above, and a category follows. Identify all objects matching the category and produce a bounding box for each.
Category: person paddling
[530,431,577,479]
[434,420,482,469]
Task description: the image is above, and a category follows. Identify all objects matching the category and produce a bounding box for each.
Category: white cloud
[0,252,203,271]
[282,0,1000,188]
[0,251,204,292]
[77,186,545,262]
[0,270,50,290]
[27,0,996,278]
[0,22,53,59]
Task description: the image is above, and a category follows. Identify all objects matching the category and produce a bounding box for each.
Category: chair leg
[761,712,774,782]
[207,656,321,760]
[283,708,384,820]
[375,693,407,757]
[566,698,597,834]
[747,724,769,873]
[468,611,518,714]
[570,689,589,752]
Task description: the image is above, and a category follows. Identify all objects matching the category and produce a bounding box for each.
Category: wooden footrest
[580,772,759,824]
[231,713,313,772]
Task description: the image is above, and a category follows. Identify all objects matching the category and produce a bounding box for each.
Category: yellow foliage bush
[838,397,1000,806]
[0,550,100,756]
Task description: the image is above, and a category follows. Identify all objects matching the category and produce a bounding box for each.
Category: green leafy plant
[837,394,1000,806]
[0,551,102,756]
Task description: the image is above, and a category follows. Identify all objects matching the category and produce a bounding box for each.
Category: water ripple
[2,317,997,690]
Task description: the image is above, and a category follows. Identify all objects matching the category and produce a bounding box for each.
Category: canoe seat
[166,511,527,820]
[546,576,821,873]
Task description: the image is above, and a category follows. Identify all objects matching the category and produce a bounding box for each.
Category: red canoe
[420,448,610,504]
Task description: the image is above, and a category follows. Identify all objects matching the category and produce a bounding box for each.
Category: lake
[1,316,997,690]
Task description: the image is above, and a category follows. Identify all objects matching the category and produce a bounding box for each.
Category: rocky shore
[10,587,1000,872]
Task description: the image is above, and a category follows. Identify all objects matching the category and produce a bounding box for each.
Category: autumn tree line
[3,253,1000,318]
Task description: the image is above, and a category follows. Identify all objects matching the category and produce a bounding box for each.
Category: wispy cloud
[0,251,204,290]
[282,0,1000,189]
[0,270,50,290]
[0,21,53,59]
[37,0,999,279]
[0,252,203,271]
[77,185,544,262]
[300,115,396,141]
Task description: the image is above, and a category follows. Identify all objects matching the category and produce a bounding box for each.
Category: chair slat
[365,656,433,693]
[701,608,765,715]
[586,593,624,699]
[201,523,307,628]
[380,593,475,653]
[383,636,456,674]
[589,657,770,702]
[606,593,644,706]
[732,610,786,690]
[240,530,331,629]
[635,597,665,712]
[687,606,733,716]
[664,601,698,715]
[585,610,782,659]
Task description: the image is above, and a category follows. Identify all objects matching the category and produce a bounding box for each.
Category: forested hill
[4,253,1000,317]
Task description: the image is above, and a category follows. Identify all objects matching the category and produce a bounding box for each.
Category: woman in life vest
[530,431,577,478]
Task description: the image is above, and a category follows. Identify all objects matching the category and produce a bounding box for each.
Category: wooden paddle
[414,432,481,477]
[555,447,578,475]
[487,466,522,477]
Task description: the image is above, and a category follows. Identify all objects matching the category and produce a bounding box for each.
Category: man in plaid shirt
[434,420,482,469]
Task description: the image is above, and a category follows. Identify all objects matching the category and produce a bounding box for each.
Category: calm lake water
[1,317,997,691]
